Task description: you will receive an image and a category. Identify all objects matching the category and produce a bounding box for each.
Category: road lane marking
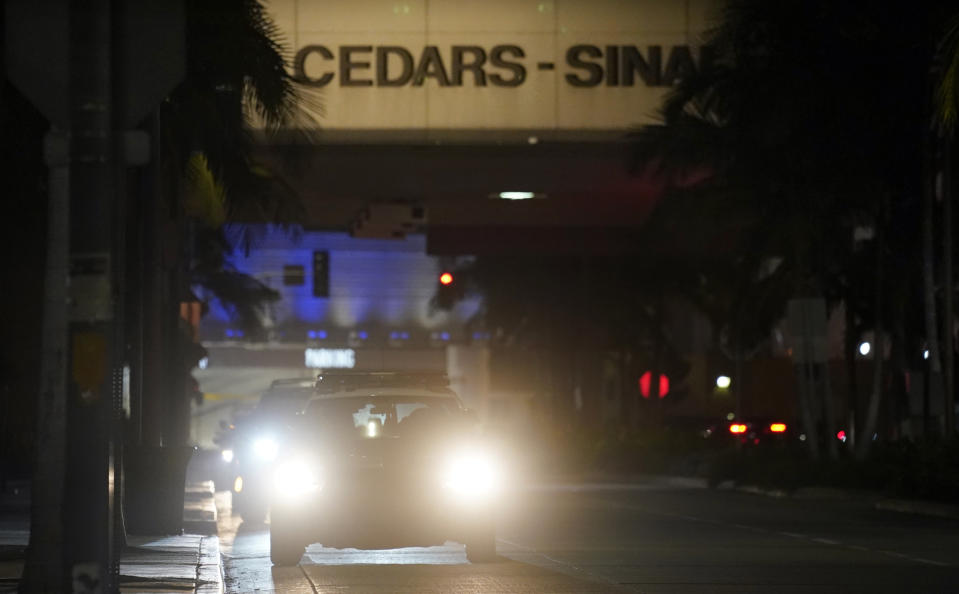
[779,532,804,539]
[587,496,957,569]
[300,565,319,593]
[497,538,629,589]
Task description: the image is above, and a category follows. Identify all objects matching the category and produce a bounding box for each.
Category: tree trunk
[844,302,860,449]
[858,224,884,459]
[943,133,956,436]
[822,360,838,460]
[923,128,945,436]
[795,361,819,460]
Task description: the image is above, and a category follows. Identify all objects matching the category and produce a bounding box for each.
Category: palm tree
[630,0,939,458]
[936,15,959,130]
[141,0,320,445]
[933,13,959,436]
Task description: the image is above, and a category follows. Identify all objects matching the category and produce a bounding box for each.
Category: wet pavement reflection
[216,483,959,593]
[216,491,624,593]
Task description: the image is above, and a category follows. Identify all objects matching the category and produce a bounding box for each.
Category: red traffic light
[638,371,670,399]
[439,272,454,285]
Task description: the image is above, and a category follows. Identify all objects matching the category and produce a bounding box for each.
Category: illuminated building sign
[293,44,701,89]
[305,348,356,369]
[265,0,715,131]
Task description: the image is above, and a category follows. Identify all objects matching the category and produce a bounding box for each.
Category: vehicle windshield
[305,395,462,440]
[255,388,313,418]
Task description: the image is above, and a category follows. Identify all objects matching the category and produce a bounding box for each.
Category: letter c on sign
[294,45,335,87]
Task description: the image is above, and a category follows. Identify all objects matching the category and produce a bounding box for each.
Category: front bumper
[272,478,495,549]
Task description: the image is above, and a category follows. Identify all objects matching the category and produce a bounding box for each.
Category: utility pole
[23,130,71,592]
[63,0,117,589]
[945,134,956,436]
[7,0,184,588]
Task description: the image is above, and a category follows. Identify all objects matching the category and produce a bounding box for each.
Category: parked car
[229,378,316,522]
[702,417,795,447]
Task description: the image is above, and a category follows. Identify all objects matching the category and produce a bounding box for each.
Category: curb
[875,498,959,520]
[195,535,222,594]
[185,481,222,594]
[184,480,218,536]
[726,482,959,520]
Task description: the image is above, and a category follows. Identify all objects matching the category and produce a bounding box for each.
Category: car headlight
[442,450,501,501]
[221,449,234,463]
[252,437,279,461]
[273,458,320,499]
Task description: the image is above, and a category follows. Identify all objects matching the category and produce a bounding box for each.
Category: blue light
[440,332,450,341]
[308,330,317,339]
[199,227,483,337]
[358,330,368,340]
[236,330,245,338]
[225,329,235,338]
[472,331,491,340]
[317,330,328,339]
[401,332,409,340]
[390,331,400,340]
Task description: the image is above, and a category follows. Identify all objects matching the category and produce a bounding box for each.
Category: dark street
[5,0,959,591]
[218,479,959,593]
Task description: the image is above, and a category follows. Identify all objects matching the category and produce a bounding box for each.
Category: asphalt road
[217,479,959,593]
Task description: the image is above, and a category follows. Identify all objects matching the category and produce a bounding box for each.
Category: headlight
[221,449,234,463]
[442,450,501,501]
[252,437,279,461]
[273,458,320,499]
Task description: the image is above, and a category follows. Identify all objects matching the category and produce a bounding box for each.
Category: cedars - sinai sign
[270,0,714,131]
[293,44,705,89]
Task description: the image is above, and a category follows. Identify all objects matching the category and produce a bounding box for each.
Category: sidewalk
[0,480,222,593]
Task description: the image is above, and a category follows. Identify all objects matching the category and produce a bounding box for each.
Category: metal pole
[944,134,956,436]
[21,131,70,592]
[64,0,115,589]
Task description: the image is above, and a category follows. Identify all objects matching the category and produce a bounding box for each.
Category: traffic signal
[313,251,329,297]
[638,371,670,399]
[433,269,465,310]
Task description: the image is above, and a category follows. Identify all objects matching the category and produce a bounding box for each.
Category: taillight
[769,423,787,433]
[729,424,747,434]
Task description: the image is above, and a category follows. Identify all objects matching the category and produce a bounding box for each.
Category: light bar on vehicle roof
[314,371,451,393]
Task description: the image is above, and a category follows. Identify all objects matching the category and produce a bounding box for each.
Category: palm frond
[935,15,959,130]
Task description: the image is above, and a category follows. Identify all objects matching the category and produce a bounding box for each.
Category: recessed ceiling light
[493,191,544,200]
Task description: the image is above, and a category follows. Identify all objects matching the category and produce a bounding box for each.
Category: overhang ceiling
[255,138,667,254]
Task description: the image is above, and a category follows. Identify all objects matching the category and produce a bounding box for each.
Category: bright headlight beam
[221,449,234,463]
[274,459,319,498]
[253,437,279,461]
[443,450,501,501]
